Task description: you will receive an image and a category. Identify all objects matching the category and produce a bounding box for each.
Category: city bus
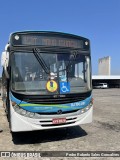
[1,31,93,132]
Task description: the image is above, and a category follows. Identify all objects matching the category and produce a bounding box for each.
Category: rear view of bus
[1,31,93,132]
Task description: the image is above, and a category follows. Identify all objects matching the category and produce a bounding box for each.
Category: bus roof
[10,31,90,41]
[9,31,90,49]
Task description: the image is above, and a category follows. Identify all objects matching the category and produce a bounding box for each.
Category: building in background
[92,56,120,88]
[98,56,111,75]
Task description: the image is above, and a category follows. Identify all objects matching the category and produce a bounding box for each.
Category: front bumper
[10,105,93,132]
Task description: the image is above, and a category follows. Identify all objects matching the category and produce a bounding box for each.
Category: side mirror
[1,51,9,78]
[1,51,9,67]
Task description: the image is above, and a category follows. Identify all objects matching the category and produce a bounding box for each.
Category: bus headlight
[29,112,35,118]
[14,105,20,112]
[12,102,36,118]
[79,101,93,114]
[21,110,27,115]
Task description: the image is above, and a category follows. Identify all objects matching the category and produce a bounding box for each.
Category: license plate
[52,118,66,124]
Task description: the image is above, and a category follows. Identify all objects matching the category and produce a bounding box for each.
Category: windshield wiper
[33,48,50,74]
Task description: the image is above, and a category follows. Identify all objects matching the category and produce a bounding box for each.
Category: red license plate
[52,118,66,124]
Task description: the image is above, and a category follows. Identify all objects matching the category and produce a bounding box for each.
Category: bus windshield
[11,51,91,95]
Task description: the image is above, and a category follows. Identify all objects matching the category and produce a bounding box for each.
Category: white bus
[1,31,93,132]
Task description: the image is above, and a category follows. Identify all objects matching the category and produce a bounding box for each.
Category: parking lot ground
[0,89,120,160]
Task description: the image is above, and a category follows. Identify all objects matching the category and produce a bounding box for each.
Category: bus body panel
[10,93,93,132]
[10,93,92,113]
[10,101,93,132]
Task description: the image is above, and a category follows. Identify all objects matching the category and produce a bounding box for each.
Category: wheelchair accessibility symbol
[60,82,70,94]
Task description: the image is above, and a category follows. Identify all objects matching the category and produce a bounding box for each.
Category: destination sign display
[11,33,89,49]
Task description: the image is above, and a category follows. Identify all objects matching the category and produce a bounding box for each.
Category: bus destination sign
[22,35,83,48]
[12,34,88,49]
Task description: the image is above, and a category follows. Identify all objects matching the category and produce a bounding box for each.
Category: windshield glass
[11,51,91,95]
